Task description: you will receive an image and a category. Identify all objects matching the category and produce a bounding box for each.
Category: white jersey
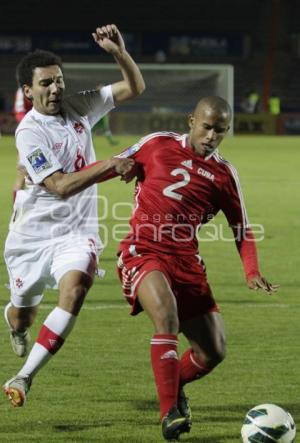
[10,85,114,241]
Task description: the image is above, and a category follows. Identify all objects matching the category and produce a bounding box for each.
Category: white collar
[31,107,65,124]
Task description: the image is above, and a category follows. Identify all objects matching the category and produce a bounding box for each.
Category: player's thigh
[180,312,226,361]
[52,235,101,287]
[137,270,178,324]
[4,232,49,307]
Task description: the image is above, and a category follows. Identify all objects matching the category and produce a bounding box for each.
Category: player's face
[188,106,230,157]
[24,65,65,115]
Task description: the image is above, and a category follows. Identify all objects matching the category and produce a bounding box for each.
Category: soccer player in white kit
[3,24,145,407]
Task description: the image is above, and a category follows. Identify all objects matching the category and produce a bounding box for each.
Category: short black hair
[16,49,63,87]
[194,96,232,121]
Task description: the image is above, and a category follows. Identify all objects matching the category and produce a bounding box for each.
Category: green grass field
[0,134,299,442]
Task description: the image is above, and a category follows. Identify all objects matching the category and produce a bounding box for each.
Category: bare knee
[137,271,179,335]
[68,283,88,301]
[194,342,226,368]
[141,288,179,334]
[208,343,226,367]
[182,312,226,369]
[59,283,89,315]
[58,271,93,315]
[154,310,179,335]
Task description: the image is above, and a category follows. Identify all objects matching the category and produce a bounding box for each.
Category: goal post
[63,63,234,135]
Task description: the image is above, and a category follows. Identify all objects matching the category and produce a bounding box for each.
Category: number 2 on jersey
[162,168,190,201]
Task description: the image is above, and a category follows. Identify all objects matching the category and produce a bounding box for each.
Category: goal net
[63,63,234,134]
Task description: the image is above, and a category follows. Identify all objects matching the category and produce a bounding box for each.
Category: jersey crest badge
[74,121,84,134]
[27,149,51,173]
[15,277,24,288]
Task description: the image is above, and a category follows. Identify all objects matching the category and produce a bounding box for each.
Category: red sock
[179,348,211,386]
[36,325,65,354]
[151,334,180,420]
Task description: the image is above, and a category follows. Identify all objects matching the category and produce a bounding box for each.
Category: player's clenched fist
[92,24,125,55]
[112,157,135,179]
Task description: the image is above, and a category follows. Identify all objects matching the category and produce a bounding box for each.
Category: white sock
[18,307,76,378]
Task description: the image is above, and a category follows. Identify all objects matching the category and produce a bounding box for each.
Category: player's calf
[4,303,31,357]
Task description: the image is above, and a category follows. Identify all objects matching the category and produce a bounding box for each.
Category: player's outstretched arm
[81,157,140,183]
[43,157,134,198]
[92,24,145,104]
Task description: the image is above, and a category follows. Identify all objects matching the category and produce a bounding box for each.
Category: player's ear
[23,85,33,101]
[188,114,194,129]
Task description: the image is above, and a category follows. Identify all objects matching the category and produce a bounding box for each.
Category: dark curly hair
[16,50,63,87]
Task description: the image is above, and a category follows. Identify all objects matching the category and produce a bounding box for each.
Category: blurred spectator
[92,84,118,145]
[240,90,260,113]
[13,87,32,122]
[268,93,281,115]
[0,92,6,112]
[154,49,167,63]
[12,87,33,201]
[92,114,118,145]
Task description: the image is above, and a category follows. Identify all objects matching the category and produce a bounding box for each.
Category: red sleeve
[219,165,260,280]
[218,165,249,229]
[233,227,261,281]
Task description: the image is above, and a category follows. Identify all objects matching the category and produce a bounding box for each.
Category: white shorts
[4,231,103,307]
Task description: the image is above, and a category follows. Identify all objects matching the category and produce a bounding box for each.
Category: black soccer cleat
[178,388,192,428]
[162,405,191,441]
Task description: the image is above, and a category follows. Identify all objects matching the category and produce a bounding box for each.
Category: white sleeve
[66,85,115,128]
[16,129,62,184]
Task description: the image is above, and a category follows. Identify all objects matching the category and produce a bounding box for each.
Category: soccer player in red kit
[116,96,278,441]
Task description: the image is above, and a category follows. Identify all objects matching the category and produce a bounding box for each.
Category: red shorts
[117,246,219,322]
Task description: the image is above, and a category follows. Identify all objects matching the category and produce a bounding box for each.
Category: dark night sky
[1,0,267,33]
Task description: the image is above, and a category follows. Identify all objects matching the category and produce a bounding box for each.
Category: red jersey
[119,131,249,257]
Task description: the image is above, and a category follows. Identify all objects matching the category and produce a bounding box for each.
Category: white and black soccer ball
[241,404,296,442]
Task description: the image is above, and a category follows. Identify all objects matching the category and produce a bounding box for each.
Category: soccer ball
[241,404,296,442]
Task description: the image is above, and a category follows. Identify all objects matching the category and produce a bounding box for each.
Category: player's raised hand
[247,275,280,294]
[92,24,125,55]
